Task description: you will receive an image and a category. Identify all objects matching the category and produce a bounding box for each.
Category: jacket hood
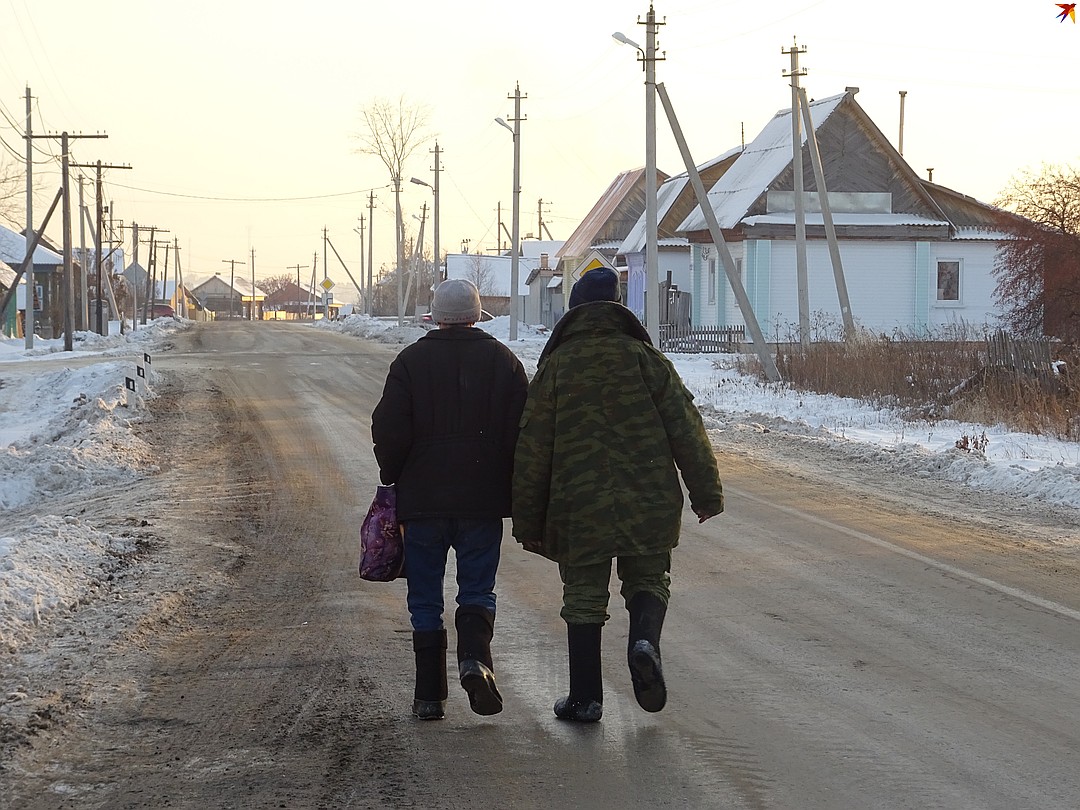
[538,302,652,367]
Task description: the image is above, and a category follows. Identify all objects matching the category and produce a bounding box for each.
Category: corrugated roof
[556,169,646,259]
[678,94,846,233]
[741,212,949,227]
[619,176,687,254]
[619,146,745,254]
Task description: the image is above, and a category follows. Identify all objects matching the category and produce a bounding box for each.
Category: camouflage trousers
[558,552,671,625]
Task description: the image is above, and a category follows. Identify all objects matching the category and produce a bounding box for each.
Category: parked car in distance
[420,309,493,328]
[151,303,175,318]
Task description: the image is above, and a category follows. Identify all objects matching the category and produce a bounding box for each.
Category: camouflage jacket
[512,302,724,565]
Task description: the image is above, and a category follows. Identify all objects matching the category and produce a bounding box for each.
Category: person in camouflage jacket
[512,267,724,722]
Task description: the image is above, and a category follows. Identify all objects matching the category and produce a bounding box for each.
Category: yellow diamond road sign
[320,278,335,291]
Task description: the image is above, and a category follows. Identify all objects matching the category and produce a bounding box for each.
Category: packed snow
[2,314,1078,656]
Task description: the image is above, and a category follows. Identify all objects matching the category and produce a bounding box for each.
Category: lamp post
[496,84,524,341]
[410,174,439,290]
[614,5,663,345]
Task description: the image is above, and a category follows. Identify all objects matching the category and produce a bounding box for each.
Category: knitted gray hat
[430,278,481,324]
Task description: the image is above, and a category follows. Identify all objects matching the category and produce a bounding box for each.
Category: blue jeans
[403,518,503,632]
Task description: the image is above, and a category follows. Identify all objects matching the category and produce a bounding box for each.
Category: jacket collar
[538,302,652,366]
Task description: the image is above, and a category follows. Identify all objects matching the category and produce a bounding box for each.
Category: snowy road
[3,320,1080,809]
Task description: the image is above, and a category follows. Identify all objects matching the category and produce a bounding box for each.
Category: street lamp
[495,87,523,342]
[614,7,661,345]
[410,174,440,287]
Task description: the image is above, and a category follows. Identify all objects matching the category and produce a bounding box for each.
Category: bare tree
[466,253,497,298]
[993,163,1080,343]
[355,96,431,323]
[0,156,24,229]
[259,273,293,297]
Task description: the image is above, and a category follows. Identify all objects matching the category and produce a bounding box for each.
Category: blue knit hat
[568,267,620,308]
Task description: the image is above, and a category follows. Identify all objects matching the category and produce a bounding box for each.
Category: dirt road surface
[3,321,1079,809]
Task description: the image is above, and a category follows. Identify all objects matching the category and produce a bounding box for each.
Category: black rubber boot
[412,629,447,720]
[455,606,503,716]
[554,622,603,722]
[627,591,667,713]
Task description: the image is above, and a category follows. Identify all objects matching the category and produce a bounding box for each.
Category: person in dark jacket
[372,278,528,720]
[512,267,724,722]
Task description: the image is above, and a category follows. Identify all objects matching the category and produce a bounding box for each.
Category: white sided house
[678,89,1009,340]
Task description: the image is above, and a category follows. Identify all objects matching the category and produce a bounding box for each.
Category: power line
[108,181,387,202]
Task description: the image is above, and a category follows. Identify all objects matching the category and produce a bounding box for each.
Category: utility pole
[137,226,169,325]
[174,239,185,318]
[222,258,246,319]
[783,38,810,348]
[131,222,139,330]
[432,142,442,283]
[71,157,131,335]
[323,226,330,320]
[367,191,376,315]
[289,263,308,320]
[77,175,87,330]
[655,82,781,382]
[24,90,109,345]
[497,83,526,341]
[250,247,257,320]
[615,7,664,344]
[643,5,664,345]
[355,215,365,311]
[394,176,404,326]
[23,88,33,348]
[797,85,855,338]
[538,198,554,240]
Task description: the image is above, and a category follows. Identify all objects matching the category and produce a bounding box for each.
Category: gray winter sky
[0,0,1075,291]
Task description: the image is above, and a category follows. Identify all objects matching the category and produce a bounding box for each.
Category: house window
[708,258,717,304]
[936,260,961,302]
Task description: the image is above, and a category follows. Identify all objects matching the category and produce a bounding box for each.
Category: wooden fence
[985,331,1055,386]
[659,324,746,353]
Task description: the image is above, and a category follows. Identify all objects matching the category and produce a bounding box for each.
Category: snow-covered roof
[0,259,15,288]
[620,146,745,254]
[741,212,949,228]
[950,226,1012,241]
[679,94,846,233]
[619,176,687,254]
[0,224,62,266]
[546,275,563,289]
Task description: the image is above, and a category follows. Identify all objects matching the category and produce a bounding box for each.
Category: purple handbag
[358,485,405,581]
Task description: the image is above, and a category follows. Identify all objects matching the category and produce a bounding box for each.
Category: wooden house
[678,89,1011,339]
[0,224,66,339]
[190,273,269,320]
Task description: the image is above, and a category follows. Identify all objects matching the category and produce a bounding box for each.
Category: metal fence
[659,324,746,353]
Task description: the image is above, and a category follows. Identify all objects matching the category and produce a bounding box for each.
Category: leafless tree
[464,252,495,297]
[993,163,1080,344]
[259,273,293,297]
[356,97,431,321]
[0,156,24,229]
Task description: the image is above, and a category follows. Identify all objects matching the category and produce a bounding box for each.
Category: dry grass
[738,329,1080,442]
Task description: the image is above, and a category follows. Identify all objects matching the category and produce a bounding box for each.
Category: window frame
[935,258,962,305]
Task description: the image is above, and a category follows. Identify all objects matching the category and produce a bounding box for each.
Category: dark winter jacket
[371,327,528,520]
[512,302,724,565]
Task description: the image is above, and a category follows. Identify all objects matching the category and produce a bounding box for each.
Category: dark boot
[554,622,603,722]
[627,591,667,712]
[412,629,447,720]
[455,606,503,716]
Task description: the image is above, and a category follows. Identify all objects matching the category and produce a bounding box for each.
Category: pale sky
[1,1,1076,298]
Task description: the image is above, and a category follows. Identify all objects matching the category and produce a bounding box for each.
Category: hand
[693,509,718,524]
[520,539,542,553]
